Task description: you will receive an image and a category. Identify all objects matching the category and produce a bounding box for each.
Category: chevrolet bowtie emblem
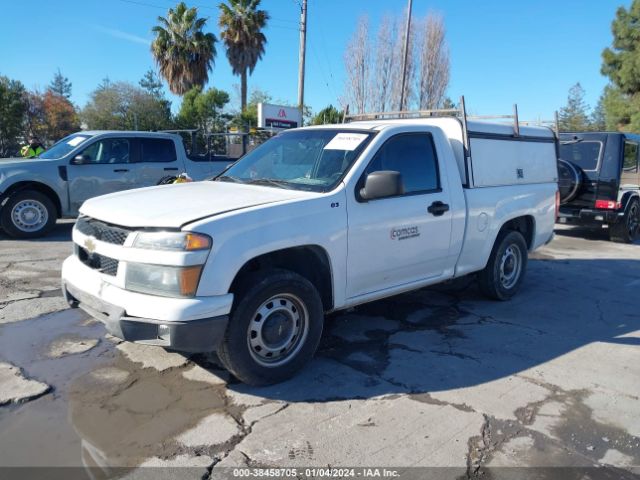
[84,237,97,253]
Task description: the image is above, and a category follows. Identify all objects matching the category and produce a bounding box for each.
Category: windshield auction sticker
[324,133,369,151]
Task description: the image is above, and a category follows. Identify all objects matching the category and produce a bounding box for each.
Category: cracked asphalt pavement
[0,221,639,479]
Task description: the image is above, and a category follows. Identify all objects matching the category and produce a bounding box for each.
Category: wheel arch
[229,245,334,312]
[1,181,62,218]
[497,214,536,250]
[620,190,640,213]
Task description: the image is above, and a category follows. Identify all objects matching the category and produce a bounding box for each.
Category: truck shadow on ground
[555,224,640,245]
[51,256,639,470]
[217,256,640,403]
[0,220,74,242]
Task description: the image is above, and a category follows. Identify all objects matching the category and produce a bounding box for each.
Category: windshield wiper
[215,175,245,183]
[246,178,289,189]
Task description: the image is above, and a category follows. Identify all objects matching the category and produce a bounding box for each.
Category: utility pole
[399,0,413,112]
[297,0,308,115]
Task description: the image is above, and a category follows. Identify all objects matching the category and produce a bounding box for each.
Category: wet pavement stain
[68,355,235,468]
[464,380,640,479]
[0,309,244,471]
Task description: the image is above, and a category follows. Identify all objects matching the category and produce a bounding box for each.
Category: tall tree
[82,81,172,131]
[590,95,607,131]
[558,83,591,131]
[218,0,269,112]
[370,15,397,113]
[602,1,640,95]
[343,16,371,114]
[601,1,640,131]
[44,91,80,141]
[24,90,47,141]
[151,2,217,95]
[0,76,27,157]
[311,104,343,125]
[139,69,164,98]
[48,68,72,99]
[416,13,450,110]
[176,86,230,133]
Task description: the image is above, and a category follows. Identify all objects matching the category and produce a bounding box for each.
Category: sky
[0,0,627,121]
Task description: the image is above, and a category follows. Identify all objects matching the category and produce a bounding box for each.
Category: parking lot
[0,222,638,478]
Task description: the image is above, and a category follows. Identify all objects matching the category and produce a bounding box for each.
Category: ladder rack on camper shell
[343,96,560,153]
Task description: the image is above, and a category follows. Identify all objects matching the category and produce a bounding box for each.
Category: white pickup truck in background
[61,113,559,385]
[0,131,233,238]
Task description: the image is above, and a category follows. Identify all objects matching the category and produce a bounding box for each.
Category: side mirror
[360,171,404,201]
[72,154,89,164]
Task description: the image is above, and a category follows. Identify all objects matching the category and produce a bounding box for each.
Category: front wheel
[609,198,640,244]
[217,269,324,386]
[478,230,528,301]
[0,190,57,239]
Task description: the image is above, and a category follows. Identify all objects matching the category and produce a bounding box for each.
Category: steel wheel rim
[628,203,640,239]
[499,244,522,289]
[247,293,309,368]
[11,199,48,232]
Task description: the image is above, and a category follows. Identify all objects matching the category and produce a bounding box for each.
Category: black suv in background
[558,132,640,243]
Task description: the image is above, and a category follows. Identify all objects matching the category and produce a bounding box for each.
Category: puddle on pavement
[0,309,239,472]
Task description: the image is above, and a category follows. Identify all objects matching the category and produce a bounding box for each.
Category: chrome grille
[76,245,119,276]
[75,216,131,246]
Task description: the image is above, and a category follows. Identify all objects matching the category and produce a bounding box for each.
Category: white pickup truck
[61,115,558,385]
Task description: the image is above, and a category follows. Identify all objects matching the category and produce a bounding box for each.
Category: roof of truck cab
[560,131,640,142]
[77,130,180,137]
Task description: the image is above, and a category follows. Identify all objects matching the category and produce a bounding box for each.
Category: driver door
[67,137,137,214]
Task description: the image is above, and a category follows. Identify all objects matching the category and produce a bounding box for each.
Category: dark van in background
[558,132,640,243]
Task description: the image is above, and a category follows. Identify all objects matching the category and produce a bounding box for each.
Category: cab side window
[364,133,440,194]
[623,141,639,173]
[140,138,177,163]
[78,138,130,164]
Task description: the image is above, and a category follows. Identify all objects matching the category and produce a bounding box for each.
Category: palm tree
[218,0,269,111]
[151,2,217,95]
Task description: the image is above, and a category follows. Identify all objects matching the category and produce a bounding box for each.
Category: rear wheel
[217,269,324,386]
[478,230,528,301]
[0,190,56,239]
[609,198,640,243]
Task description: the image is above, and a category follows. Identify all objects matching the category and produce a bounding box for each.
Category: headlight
[132,231,211,251]
[125,263,203,297]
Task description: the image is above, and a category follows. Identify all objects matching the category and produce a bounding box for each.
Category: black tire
[157,175,178,185]
[217,269,324,386]
[557,159,582,204]
[478,230,528,301]
[609,198,640,244]
[0,190,57,239]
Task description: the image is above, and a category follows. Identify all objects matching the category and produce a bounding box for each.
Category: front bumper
[61,255,233,353]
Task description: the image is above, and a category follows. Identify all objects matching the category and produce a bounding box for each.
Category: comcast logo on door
[390,226,420,241]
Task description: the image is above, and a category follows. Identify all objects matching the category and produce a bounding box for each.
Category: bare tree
[369,15,398,113]
[343,16,371,114]
[416,13,450,110]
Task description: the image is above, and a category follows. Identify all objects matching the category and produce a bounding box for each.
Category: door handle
[113,169,129,173]
[164,167,179,171]
[428,201,450,216]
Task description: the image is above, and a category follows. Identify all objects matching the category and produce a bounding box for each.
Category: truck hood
[80,181,316,228]
[0,157,48,168]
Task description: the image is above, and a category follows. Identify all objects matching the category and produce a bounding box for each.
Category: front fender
[188,190,348,307]
[0,167,68,214]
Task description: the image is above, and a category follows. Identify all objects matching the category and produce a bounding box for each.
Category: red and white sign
[258,103,302,131]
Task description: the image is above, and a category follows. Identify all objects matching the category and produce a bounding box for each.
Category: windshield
[39,133,92,159]
[216,129,374,192]
[559,141,602,171]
